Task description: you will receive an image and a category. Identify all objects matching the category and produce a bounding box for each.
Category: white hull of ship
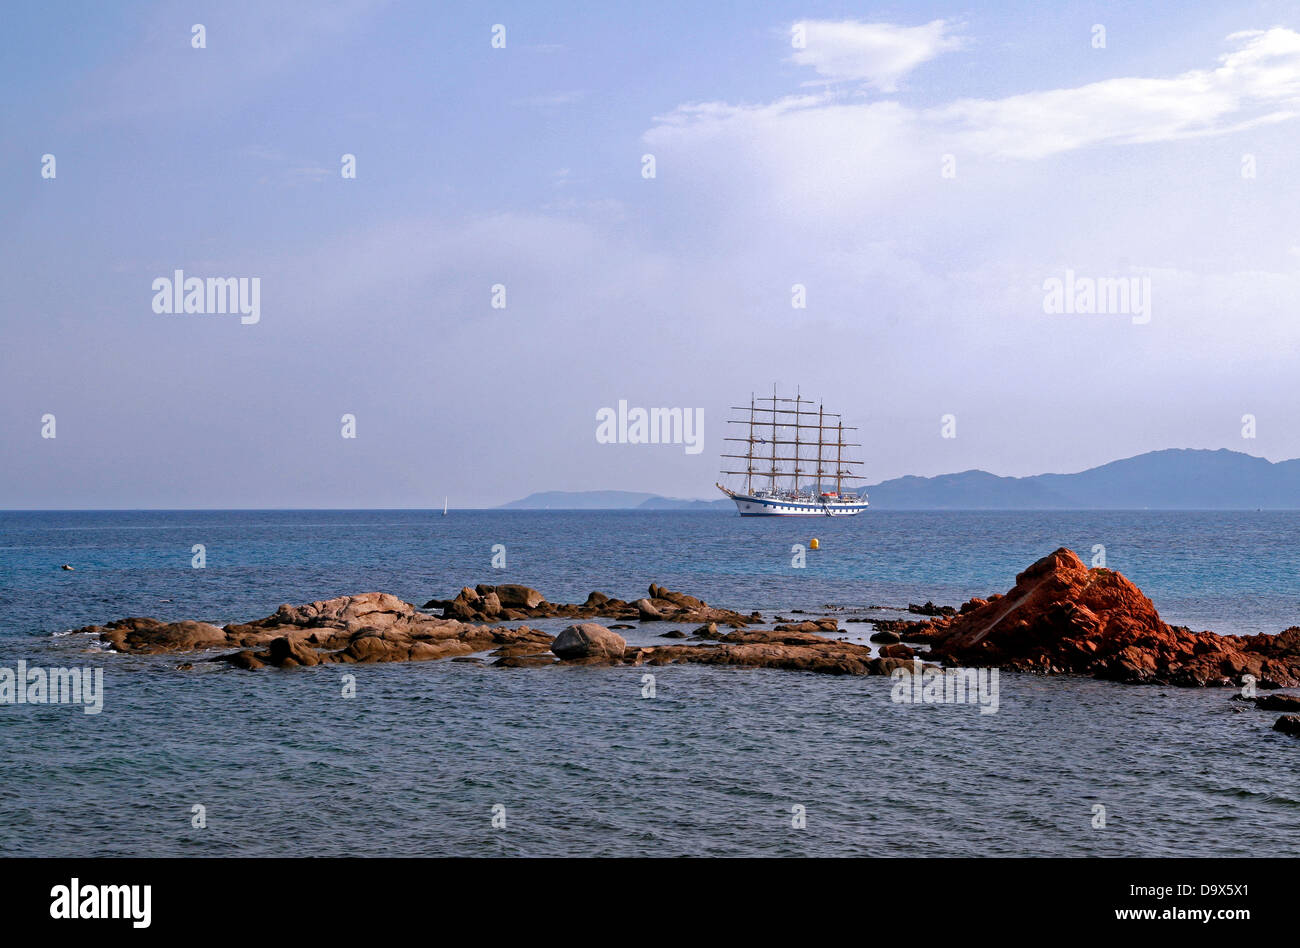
[718,486,868,517]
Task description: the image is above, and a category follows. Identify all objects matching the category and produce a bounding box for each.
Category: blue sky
[3,0,1300,507]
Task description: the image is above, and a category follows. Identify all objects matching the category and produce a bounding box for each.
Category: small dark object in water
[908,601,956,617]
[1273,714,1300,736]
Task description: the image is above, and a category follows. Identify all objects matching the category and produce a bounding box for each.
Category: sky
[2,0,1299,508]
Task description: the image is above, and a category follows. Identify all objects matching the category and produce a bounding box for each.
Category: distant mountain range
[500,449,1300,510]
[496,490,727,510]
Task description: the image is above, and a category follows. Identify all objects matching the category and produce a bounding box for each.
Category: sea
[1,509,1297,857]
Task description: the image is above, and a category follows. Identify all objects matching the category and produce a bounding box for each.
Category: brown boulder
[218,649,266,670]
[1256,693,1300,711]
[479,592,502,617]
[494,655,557,668]
[268,636,320,667]
[634,598,664,621]
[91,617,228,655]
[879,643,915,659]
[493,584,546,609]
[552,624,626,660]
[1273,715,1300,736]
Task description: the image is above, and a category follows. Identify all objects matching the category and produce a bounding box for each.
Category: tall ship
[717,387,869,516]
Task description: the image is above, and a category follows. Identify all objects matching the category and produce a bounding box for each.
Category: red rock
[925,548,1300,687]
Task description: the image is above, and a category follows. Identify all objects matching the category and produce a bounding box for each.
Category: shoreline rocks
[66,551,1300,696]
[74,592,553,670]
[71,590,893,678]
[918,548,1300,687]
[421,582,755,628]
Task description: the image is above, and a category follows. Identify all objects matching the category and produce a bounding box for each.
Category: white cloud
[662,28,1300,165]
[932,27,1300,158]
[789,19,964,91]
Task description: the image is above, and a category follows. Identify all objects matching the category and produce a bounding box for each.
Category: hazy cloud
[789,18,965,91]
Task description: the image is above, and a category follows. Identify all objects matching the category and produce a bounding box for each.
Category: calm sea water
[1,509,1297,857]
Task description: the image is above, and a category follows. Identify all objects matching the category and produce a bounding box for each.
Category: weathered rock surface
[74,592,553,670]
[551,623,626,661]
[78,595,895,678]
[878,643,916,659]
[774,618,839,634]
[909,601,957,617]
[87,617,229,654]
[637,636,876,676]
[1255,693,1300,711]
[492,584,546,610]
[422,582,752,627]
[919,548,1300,687]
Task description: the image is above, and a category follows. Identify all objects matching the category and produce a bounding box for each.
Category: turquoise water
[1,510,1298,856]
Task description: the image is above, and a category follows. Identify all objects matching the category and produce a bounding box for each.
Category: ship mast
[836,421,844,496]
[816,403,824,496]
[768,383,778,492]
[746,395,755,495]
[792,390,802,493]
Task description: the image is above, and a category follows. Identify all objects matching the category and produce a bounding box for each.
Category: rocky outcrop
[77,594,907,679]
[74,592,553,669]
[551,624,626,661]
[87,617,229,654]
[774,618,839,634]
[634,636,877,676]
[1273,715,1300,736]
[908,601,956,617]
[920,548,1300,687]
[421,582,755,627]
[878,643,916,659]
[1255,693,1300,711]
[69,552,1300,694]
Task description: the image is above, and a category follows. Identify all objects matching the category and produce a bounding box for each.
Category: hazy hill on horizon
[500,449,1300,510]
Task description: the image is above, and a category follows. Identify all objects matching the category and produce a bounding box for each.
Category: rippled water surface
[1,510,1297,856]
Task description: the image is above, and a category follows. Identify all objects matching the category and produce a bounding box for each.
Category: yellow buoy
[809,538,820,550]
